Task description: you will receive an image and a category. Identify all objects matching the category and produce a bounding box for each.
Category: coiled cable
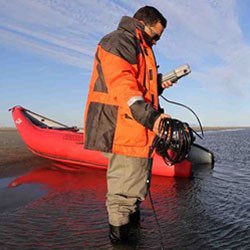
[150,118,195,165]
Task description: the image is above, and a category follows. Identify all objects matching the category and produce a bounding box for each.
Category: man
[84,6,174,243]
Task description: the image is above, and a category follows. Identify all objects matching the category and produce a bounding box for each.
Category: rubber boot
[129,210,141,228]
[109,223,130,244]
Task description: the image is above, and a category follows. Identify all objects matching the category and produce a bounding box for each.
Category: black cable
[146,96,205,249]
[151,118,194,165]
[146,159,165,250]
[147,119,194,249]
[148,188,166,250]
[160,95,204,138]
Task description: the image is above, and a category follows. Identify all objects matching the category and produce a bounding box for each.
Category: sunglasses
[148,26,161,41]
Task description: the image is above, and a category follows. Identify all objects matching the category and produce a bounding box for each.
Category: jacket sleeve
[129,101,161,130]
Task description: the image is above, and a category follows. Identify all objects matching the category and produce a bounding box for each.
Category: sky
[1,0,250,128]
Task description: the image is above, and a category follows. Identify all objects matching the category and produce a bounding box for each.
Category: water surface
[1,129,250,250]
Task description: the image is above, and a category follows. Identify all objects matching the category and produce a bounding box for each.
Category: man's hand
[153,113,171,135]
[161,80,176,89]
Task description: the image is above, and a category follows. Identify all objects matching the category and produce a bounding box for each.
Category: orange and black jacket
[84,16,163,158]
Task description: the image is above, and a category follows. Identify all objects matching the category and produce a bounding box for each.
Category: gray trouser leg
[104,153,151,227]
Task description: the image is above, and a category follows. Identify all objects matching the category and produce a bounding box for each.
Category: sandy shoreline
[0,129,41,168]
[0,129,51,178]
[192,126,249,132]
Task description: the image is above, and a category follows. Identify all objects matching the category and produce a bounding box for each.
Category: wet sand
[0,128,34,165]
[0,129,48,177]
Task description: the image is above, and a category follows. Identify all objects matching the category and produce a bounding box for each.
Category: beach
[0,129,48,177]
[0,128,34,165]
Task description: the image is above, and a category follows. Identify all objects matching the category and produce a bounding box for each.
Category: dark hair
[133,6,167,28]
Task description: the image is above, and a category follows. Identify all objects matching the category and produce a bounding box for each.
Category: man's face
[144,22,164,46]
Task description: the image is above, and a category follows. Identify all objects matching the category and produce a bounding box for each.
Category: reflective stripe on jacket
[84,16,161,158]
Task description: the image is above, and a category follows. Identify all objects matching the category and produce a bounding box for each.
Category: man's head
[133,6,167,46]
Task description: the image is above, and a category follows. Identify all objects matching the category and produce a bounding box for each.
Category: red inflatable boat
[10,106,214,178]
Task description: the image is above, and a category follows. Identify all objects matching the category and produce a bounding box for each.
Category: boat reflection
[8,164,107,195]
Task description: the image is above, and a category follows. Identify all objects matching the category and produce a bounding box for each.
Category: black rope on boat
[26,109,70,128]
[23,108,78,131]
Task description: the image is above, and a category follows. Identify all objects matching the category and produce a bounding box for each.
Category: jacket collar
[118,16,144,34]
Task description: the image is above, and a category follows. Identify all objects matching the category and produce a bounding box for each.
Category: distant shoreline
[192,126,249,132]
[1,126,249,132]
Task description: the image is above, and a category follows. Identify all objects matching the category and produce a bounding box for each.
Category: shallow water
[1,129,250,250]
